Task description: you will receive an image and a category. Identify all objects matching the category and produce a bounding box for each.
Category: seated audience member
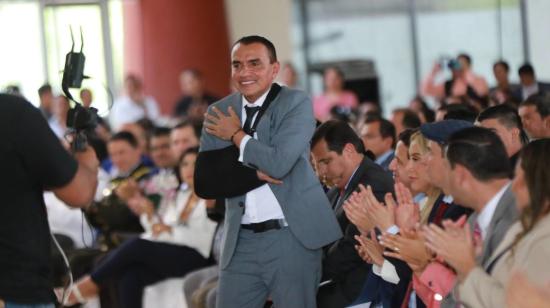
[359,116,396,171]
[419,127,519,307]
[489,60,518,105]
[110,74,160,131]
[513,63,550,101]
[423,138,550,308]
[38,83,54,120]
[48,95,71,141]
[171,120,201,160]
[476,104,528,167]
[391,108,421,136]
[421,54,488,104]
[59,148,217,308]
[409,96,435,123]
[88,132,155,245]
[173,69,218,121]
[310,120,395,307]
[278,62,299,88]
[101,121,155,173]
[80,88,94,109]
[140,127,180,200]
[518,94,550,140]
[436,103,478,123]
[368,120,472,307]
[313,67,359,122]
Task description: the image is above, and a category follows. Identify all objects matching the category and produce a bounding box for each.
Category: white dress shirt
[110,95,160,131]
[238,90,286,224]
[522,83,539,101]
[477,183,510,240]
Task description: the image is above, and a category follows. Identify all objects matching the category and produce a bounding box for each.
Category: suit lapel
[480,186,513,266]
[334,158,370,213]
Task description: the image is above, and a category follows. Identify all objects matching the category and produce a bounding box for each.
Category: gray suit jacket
[470,185,519,268]
[198,86,343,269]
[443,184,518,308]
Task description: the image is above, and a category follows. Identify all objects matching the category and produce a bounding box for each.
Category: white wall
[224,0,294,65]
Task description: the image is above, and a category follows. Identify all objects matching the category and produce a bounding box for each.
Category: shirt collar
[242,88,270,108]
[344,165,361,192]
[375,150,394,165]
[442,195,454,204]
[477,182,510,239]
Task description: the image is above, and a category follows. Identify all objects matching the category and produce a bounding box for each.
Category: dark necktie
[243,105,261,135]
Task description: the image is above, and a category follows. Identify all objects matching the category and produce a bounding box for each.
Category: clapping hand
[343,185,374,234]
[380,228,431,273]
[392,183,420,230]
[423,216,475,281]
[355,229,384,267]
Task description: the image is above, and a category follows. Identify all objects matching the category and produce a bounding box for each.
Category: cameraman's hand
[74,146,99,174]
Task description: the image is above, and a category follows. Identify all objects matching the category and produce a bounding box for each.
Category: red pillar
[124,0,231,114]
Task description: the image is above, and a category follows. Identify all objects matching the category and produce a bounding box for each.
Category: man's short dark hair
[365,116,396,148]
[446,127,512,181]
[458,53,472,66]
[520,94,550,118]
[398,128,418,147]
[110,131,139,148]
[311,120,365,154]
[233,35,277,63]
[38,84,52,97]
[151,126,172,138]
[477,104,528,144]
[493,60,509,72]
[393,108,421,129]
[442,104,478,123]
[174,120,202,139]
[518,63,535,77]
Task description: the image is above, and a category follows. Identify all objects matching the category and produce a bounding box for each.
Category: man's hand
[257,170,283,185]
[392,183,420,230]
[343,189,374,235]
[204,106,242,140]
[74,145,99,174]
[362,185,395,231]
[423,222,476,282]
[355,230,384,267]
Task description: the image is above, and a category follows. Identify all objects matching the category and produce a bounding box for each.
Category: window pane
[0,1,45,105]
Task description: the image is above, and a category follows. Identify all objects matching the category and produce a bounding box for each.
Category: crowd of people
[2,35,550,308]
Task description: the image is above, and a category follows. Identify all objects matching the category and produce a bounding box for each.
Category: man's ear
[453,164,471,189]
[342,143,356,156]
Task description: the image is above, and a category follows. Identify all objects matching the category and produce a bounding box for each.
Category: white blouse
[140,188,217,258]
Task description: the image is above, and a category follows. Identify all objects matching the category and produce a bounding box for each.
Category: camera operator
[0,94,99,308]
[421,53,489,105]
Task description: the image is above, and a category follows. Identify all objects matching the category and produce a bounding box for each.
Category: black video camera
[62,27,99,152]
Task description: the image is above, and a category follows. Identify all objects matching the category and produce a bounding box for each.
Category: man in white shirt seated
[110,74,160,132]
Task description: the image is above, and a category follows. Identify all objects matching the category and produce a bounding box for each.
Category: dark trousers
[91,238,208,308]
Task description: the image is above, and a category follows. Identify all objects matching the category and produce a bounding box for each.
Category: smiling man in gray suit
[197,36,342,308]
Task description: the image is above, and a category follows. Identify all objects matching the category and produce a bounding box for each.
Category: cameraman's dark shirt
[0,94,78,303]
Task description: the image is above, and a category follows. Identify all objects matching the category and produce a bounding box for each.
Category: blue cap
[420,120,473,144]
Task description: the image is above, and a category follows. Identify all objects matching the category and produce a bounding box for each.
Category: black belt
[241,219,286,233]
